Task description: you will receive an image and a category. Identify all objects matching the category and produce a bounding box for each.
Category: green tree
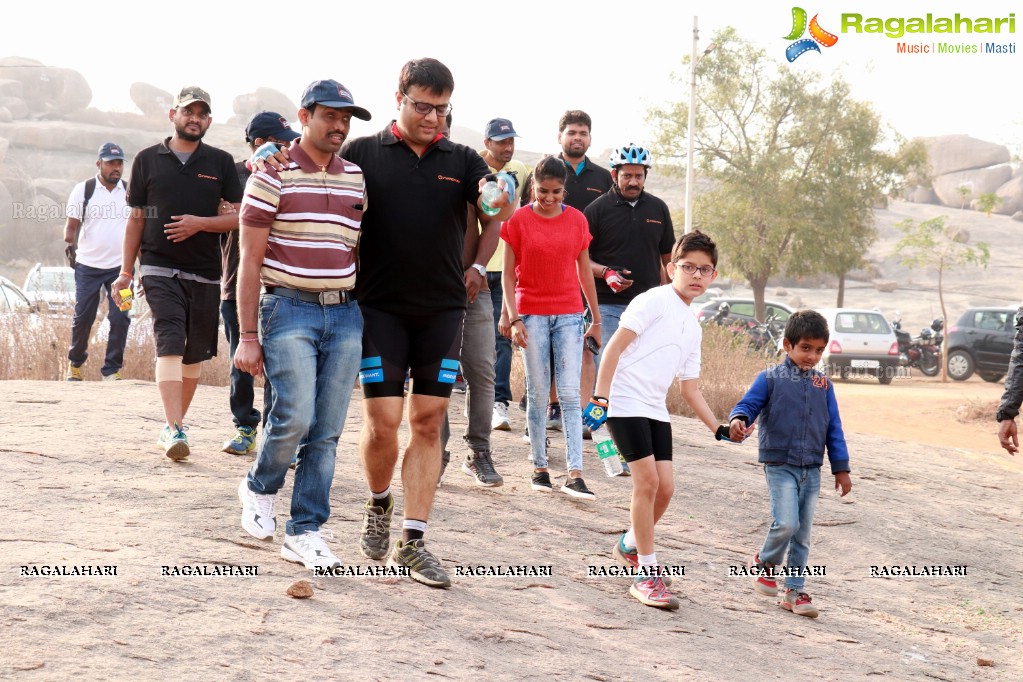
[976,192,1001,217]
[895,215,990,382]
[649,28,924,317]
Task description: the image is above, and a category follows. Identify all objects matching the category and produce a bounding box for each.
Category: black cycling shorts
[359,306,464,399]
[606,416,673,462]
[142,275,219,364]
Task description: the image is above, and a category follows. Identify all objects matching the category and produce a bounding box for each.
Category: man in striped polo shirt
[234,79,370,571]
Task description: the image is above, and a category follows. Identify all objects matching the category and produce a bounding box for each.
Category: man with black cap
[234,80,370,571]
[64,142,131,382]
[112,86,243,461]
[220,112,300,457]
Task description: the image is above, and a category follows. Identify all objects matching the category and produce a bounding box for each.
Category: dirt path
[1,379,1021,680]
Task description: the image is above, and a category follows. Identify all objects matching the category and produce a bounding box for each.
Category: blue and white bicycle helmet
[609,143,652,168]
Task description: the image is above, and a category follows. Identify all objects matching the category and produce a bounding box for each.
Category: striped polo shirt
[240,141,364,291]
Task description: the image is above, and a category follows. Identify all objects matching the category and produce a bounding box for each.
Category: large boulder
[0,57,91,117]
[0,135,8,163]
[231,88,298,126]
[993,175,1023,216]
[904,184,938,204]
[932,165,1013,207]
[920,135,1010,176]
[130,82,174,119]
[0,79,22,98]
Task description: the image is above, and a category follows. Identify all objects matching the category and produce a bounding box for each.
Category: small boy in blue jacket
[727,310,853,618]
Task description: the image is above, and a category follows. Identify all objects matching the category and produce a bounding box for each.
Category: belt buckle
[319,291,342,305]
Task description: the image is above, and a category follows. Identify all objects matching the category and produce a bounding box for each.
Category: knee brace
[181,362,202,380]
[155,355,183,382]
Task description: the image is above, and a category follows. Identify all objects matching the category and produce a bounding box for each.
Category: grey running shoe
[359,497,393,560]
[462,449,504,487]
[387,539,451,588]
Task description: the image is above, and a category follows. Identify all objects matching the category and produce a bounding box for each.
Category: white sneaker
[281,530,342,570]
[492,402,511,431]
[238,479,276,540]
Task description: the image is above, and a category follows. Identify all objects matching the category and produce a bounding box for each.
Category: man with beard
[517,110,612,434]
[233,80,370,570]
[64,142,131,382]
[340,58,515,588]
[111,86,242,461]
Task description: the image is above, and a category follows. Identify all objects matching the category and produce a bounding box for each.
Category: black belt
[265,286,353,305]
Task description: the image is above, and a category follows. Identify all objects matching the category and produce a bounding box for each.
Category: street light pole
[684,17,714,235]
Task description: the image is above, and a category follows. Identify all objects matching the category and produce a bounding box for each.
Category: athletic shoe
[281,530,341,571]
[462,449,504,487]
[237,479,276,540]
[546,402,563,430]
[66,363,83,382]
[102,371,122,381]
[518,395,527,412]
[452,374,466,394]
[619,454,632,477]
[525,435,550,463]
[613,534,673,586]
[387,538,451,588]
[222,426,257,455]
[530,471,553,492]
[521,426,531,444]
[157,425,190,461]
[437,450,451,488]
[359,497,393,560]
[562,477,595,500]
[629,575,680,610]
[781,589,819,618]
[750,552,778,596]
[492,402,511,431]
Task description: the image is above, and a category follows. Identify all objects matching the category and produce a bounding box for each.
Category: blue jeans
[594,302,627,375]
[760,464,821,591]
[220,299,270,430]
[67,263,130,376]
[246,294,363,536]
[521,313,584,471]
[488,272,512,405]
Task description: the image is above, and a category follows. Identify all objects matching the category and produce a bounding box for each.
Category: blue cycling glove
[582,396,609,430]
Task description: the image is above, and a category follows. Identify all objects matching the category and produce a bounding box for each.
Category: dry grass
[0,311,232,385]
[508,324,771,422]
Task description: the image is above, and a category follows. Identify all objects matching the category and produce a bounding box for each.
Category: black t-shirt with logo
[342,124,489,315]
[127,138,242,280]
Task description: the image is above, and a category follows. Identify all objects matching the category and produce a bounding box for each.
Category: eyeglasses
[676,263,716,277]
[402,93,453,117]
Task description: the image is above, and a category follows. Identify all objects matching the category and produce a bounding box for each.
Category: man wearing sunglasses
[340,58,516,589]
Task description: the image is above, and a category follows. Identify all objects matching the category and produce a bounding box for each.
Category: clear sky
[3,1,1020,156]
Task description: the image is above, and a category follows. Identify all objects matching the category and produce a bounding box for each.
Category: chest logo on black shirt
[646,219,663,224]
[197,173,220,181]
[586,187,602,194]
[437,175,461,184]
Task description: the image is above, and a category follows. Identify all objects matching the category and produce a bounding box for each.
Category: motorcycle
[892,315,943,377]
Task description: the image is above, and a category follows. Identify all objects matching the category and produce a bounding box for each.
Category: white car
[22,264,76,317]
[817,308,901,385]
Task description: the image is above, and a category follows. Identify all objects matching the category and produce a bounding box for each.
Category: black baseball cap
[299,80,371,120]
[245,111,301,143]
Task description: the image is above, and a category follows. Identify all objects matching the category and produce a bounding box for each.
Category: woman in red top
[501,156,602,499]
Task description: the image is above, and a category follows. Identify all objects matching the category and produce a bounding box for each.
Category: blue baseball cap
[299,80,371,120]
[98,142,125,161]
[245,111,301,143]
[485,118,519,141]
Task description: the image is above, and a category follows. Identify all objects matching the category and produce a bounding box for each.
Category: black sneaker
[436,450,451,488]
[530,471,553,492]
[462,449,504,487]
[562,477,595,500]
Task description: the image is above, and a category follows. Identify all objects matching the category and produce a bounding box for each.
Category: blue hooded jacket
[729,357,851,474]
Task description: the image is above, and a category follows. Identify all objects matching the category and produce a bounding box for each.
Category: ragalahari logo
[784,7,839,61]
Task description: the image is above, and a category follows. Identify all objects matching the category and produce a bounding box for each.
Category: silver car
[817,308,902,385]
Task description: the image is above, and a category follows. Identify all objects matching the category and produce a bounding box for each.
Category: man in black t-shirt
[111,86,242,462]
[340,58,515,589]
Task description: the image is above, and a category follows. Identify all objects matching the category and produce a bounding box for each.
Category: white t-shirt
[608,284,702,421]
[65,176,129,269]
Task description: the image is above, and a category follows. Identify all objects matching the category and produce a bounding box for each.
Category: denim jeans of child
[760,463,821,591]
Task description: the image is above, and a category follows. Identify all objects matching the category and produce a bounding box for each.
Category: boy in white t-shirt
[584,230,752,609]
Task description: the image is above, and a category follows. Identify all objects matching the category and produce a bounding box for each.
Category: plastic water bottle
[480,181,502,216]
[593,426,623,476]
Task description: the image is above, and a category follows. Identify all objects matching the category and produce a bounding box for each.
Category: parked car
[22,264,76,317]
[0,275,33,315]
[945,307,1017,382]
[693,297,794,326]
[817,308,901,384]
